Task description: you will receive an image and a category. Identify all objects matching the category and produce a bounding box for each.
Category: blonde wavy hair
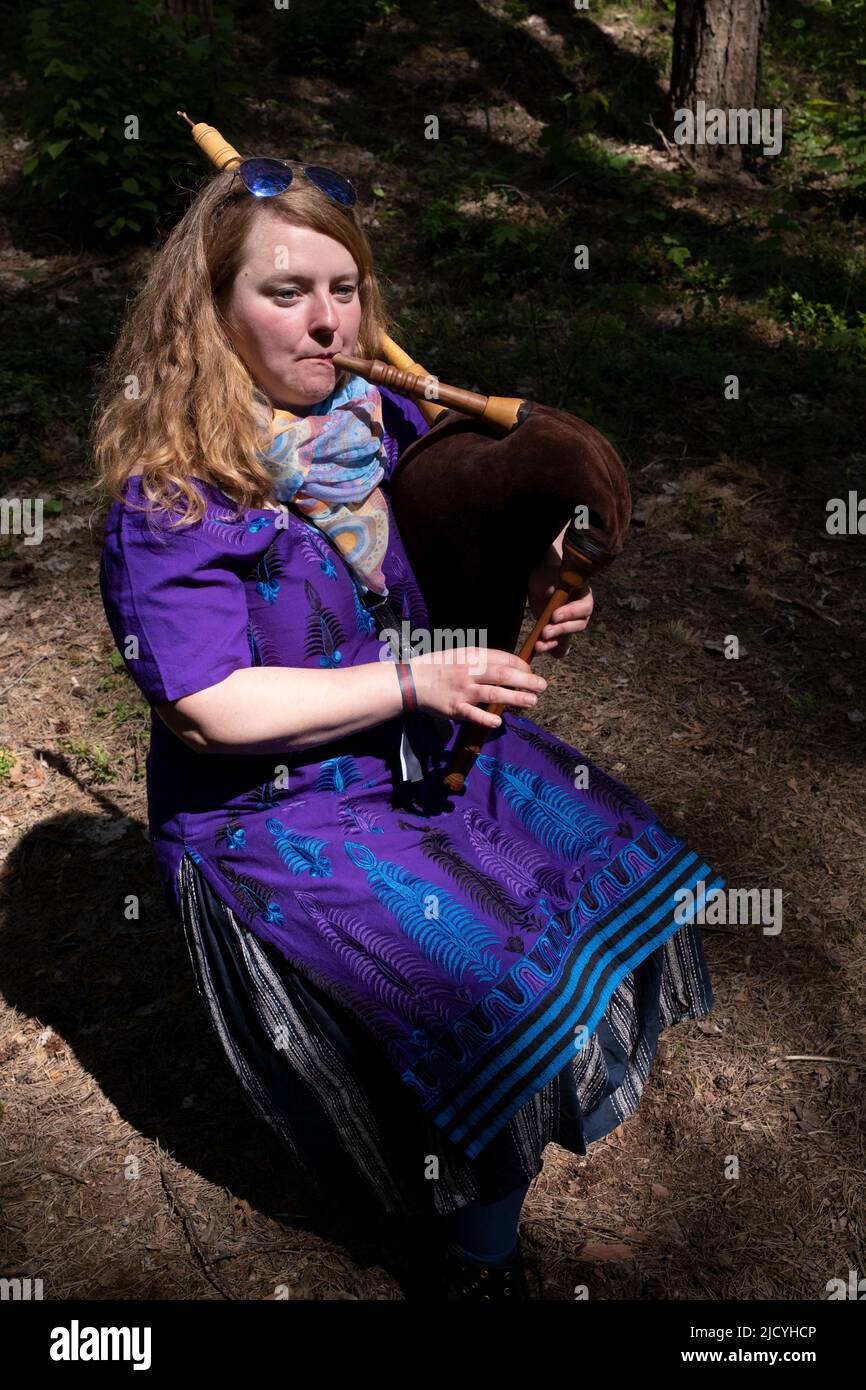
[90,166,395,528]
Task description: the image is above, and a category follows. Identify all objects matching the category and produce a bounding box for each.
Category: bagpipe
[179,113,632,791]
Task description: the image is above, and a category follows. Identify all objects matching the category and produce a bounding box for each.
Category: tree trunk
[669,0,770,167]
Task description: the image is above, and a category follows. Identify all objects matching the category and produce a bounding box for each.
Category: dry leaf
[235,1198,255,1225]
[576,1241,637,1261]
[797,1107,823,1130]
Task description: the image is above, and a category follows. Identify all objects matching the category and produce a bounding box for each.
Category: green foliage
[786,690,824,719]
[0,749,16,783]
[479,222,551,287]
[766,287,866,361]
[411,179,556,292]
[682,259,733,316]
[536,90,615,181]
[766,0,866,196]
[61,738,116,783]
[414,193,467,257]
[20,0,242,243]
[502,0,531,19]
[660,233,691,269]
[94,697,147,727]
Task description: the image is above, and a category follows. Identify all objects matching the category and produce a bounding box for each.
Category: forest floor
[1,1,865,1301]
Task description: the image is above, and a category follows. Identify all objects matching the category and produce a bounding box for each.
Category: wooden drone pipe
[177,111,243,171]
[372,335,449,431]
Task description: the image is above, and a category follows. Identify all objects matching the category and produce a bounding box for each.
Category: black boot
[441,1233,542,1300]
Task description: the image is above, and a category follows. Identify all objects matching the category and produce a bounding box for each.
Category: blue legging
[444,1179,530,1265]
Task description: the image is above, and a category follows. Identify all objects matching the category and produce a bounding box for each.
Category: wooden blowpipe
[442,531,613,793]
[331,351,530,435]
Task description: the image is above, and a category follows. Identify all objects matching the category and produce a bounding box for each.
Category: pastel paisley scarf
[253,374,391,598]
[253,372,440,782]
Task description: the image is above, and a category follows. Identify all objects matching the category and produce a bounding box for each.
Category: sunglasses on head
[235,157,357,208]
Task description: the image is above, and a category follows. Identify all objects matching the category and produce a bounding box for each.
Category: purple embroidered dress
[99,386,724,1166]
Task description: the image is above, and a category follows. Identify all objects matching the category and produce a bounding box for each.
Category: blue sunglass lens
[303,165,357,206]
[238,158,293,198]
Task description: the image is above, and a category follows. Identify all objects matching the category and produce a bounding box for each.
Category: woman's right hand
[407,647,547,730]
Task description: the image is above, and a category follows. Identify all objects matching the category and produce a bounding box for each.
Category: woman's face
[220,208,362,412]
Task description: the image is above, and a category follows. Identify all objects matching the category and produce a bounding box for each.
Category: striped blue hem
[401,821,725,1158]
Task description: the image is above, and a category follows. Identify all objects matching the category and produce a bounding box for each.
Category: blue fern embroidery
[248,515,277,533]
[509,721,581,780]
[246,781,303,812]
[315,755,362,794]
[215,815,245,851]
[475,754,612,864]
[405,822,539,939]
[303,578,346,667]
[388,550,428,631]
[203,509,270,547]
[266,817,332,877]
[584,764,651,831]
[343,841,502,984]
[217,860,284,925]
[293,889,452,1037]
[246,616,280,666]
[254,537,287,605]
[299,526,338,580]
[351,582,377,636]
[247,621,264,667]
[246,781,280,810]
[182,842,203,865]
[510,721,647,836]
[462,806,574,904]
[338,797,385,834]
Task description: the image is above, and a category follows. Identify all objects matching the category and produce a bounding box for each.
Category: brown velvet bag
[389,403,632,653]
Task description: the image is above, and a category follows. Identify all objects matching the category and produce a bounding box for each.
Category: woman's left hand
[527,552,594,660]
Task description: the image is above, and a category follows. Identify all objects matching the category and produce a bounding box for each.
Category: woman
[93,158,724,1301]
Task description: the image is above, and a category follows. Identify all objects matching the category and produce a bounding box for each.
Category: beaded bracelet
[395,659,418,715]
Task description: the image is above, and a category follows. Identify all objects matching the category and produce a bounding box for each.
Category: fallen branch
[783,1054,863,1066]
[766,590,842,628]
[0,652,48,698]
[648,116,698,173]
[158,1144,237,1300]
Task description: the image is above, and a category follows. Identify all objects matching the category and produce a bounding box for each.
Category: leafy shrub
[20,0,241,243]
[766,287,866,360]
